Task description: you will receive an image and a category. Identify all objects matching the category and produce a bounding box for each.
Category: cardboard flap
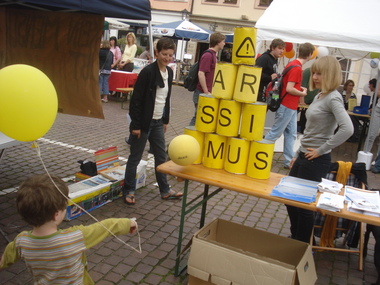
[295,245,317,285]
[211,275,232,285]
[187,265,211,282]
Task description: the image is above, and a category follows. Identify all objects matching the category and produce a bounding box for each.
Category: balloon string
[32,142,142,254]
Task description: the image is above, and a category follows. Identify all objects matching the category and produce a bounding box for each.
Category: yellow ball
[168,135,200,166]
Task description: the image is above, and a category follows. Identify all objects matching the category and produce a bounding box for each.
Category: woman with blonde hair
[286,56,353,243]
[119,32,137,72]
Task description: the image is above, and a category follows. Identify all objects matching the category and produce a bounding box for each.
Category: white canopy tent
[256,0,380,55]
[256,0,380,157]
[105,18,130,30]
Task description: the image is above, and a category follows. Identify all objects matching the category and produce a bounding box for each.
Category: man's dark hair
[270,39,285,51]
[210,32,226,48]
[369,78,377,88]
[156,37,176,52]
[298,42,315,59]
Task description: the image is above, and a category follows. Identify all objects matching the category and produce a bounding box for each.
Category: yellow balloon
[168,135,200,166]
[0,65,58,141]
[284,49,295,59]
[310,47,318,59]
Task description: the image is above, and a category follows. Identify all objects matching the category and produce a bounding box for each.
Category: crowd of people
[2,32,380,284]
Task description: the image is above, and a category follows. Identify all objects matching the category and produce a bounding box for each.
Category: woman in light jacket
[119,32,137,72]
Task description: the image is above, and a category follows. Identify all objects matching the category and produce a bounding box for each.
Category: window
[255,0,272,9]
[204,0,238,5]
[258,0,272,6]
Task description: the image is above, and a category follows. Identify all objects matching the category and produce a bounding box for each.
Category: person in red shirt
[264,43,315,168]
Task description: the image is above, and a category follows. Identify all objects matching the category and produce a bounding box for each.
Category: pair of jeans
[286,152,331,242]
[264,104,297,166]
[99,73,110,95]
[189,89,202,126]
[123,119,170,196]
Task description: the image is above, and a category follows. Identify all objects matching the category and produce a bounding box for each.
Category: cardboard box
[66,162,147,220]
[188,219,317,285]
[66,175,115,220]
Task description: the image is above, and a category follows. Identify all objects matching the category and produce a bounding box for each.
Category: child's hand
[130,220,137,234]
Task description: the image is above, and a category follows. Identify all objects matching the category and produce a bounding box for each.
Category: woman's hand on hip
[305,148,320,160]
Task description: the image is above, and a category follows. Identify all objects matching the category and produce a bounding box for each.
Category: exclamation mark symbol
[246,43,249,54]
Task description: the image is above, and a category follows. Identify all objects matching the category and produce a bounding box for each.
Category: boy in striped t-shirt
[0,174,136,284]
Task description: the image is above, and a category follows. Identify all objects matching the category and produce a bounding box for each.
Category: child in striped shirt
[0,174,136,285]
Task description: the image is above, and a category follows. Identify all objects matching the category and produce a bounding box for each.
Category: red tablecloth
[108,70,138,91]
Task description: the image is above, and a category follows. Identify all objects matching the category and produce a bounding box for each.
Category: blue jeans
[264,104,297,166]
[123,119,170,196]
[189,89,202,126]
[99,73,110,95]
[286,152,331,242]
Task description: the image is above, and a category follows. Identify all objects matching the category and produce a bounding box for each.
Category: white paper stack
[317,178,343,194]
[344,186,380,217]
[317,192,345,212]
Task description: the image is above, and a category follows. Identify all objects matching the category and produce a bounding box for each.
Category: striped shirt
[1,218,131,284]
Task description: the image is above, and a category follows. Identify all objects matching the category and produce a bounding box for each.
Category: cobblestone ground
[1,85,379,284]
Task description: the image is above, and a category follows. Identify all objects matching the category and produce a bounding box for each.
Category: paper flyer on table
[270,176,319,203]
[344,186,380,216]
[317,192,345,212]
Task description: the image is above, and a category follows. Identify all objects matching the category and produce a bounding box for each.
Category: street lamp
[182,9,189,20]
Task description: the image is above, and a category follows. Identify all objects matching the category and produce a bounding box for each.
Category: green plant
[136,46,143,57]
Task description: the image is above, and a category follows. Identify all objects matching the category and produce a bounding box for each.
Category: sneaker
[101,98,108,103]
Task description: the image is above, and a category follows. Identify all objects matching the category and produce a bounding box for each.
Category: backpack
[183,50,213,92]
[265,65,301,112]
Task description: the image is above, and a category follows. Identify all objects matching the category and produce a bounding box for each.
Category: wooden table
[157,161,380,275]
[116,87,134,110]
[108,70,138,91]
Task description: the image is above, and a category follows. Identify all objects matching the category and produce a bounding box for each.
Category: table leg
[200,184,209,228]
[175,179,189,276]
[0,149,6,163]
[174,182,223,276]
[358,119,369,152]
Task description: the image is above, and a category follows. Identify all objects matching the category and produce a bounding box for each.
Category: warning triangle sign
[235,37,255,58]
